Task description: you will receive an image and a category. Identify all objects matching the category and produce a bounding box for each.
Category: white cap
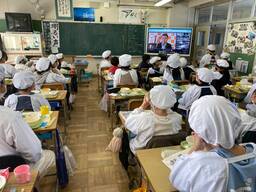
[119,54,132,67]
[179,57,187,67]
[150,85,177,109]
[189,96,241,149]
[48,54,58,64]
[216,59,229,68]
[0,65,5,82]
[149,56,161,65]
[244,84,256,103]
[15,55,27,64]
[167,53,181,68]
[36,57,51,72]
[102,50,111,59]
[0,50,2,60]
[56,53,63,60]
[13,71,35,89]
[207,44,216,51]
[220,52,230,59]
[197,68,214,83]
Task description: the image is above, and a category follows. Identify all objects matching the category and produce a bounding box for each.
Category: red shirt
[108,66,119,74]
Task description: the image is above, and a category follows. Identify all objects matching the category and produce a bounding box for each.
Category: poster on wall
[119,7,141,24]
[225,22,256,55]
[74,8,95,22]
[50,22,60,52]
[55,0,73,19]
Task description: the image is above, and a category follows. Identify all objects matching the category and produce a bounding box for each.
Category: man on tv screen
[156,33,173,53]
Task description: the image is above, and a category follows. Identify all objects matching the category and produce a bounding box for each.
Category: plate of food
[119,88,132,96]
[23,112,42,129]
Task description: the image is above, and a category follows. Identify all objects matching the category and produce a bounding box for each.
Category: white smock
[113,69,138,88]
[45,71,68,84]
[99,59,112,71]
[15,64,31,72]
[1,64,16,78]
[4,93,51,112]
[200,53,219,68]
[163,68,185,83]
[125,108,182,154]
[178,84,217,111]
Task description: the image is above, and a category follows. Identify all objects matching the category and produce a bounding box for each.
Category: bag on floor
[99,92,109,112]
[106,127,123,152]
[63,145,77,176]
[55,129,69,187]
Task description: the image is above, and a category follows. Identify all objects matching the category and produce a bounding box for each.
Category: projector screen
[146,27,193,56]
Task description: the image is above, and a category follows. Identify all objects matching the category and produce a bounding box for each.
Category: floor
[40,78,129,192]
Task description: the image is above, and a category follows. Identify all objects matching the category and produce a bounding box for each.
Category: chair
[42,83,65,90]
[0,155,26,172]
[145,131,187,149]
[128,99,143,110]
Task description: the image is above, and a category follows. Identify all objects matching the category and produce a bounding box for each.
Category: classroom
[0,0,256,191]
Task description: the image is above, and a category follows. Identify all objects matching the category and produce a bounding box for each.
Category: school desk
[109,91,147,129]
[231,76,255,84]
[74,62,89,84]
[224,85,249,102]
[149,77,163,88]
[3,170,39,192]
[136,146,181,192]
[33,111,59,134]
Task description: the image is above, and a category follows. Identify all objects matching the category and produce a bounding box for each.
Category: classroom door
[193,26,210,66]
[209,24,226,56]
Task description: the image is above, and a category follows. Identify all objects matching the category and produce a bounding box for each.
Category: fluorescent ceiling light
[154,0,172,7]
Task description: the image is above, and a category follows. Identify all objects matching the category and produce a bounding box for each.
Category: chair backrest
[145,131,187,149]
[0,155,26,172]
[128,99,143,110]
[117,84,137,89]
[42,83,65,90]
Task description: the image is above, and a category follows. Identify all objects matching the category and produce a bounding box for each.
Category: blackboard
[42,21,145,55]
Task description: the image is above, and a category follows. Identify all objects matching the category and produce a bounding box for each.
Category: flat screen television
[73,8,95,22]
[5,12,33,32]
[146,27,193,56]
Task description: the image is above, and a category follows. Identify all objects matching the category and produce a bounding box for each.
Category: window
[198,7,211,24]
[212,3,229,21]
[232,0,254,20]
[197,31,205,46]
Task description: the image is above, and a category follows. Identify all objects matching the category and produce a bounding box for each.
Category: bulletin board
[225,22,256,55]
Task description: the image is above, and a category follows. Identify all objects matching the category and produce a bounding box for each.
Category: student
[138,54,151,70]
[211,59,232,96]
[14,55,30,71]
[0,66,6,105]
[180,57,195,80]
[163,53,185,84]
[113,54,138,88]
[48,54,62,75]
[108,56,119,75]
[34,57,68,89]
[0,67,55,179]
[178,68,217,112]
[147,56,162,80]
[4,71,50,112]
[0,50,16,78]
[99,50,112,72]
[220,52,233,70]
[125,85,182,154]
[200,44,219,68]
[170,96,256,192]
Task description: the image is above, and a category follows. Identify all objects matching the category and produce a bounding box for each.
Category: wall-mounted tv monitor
[146,27,193,56]
[74,8,95,22]
[5,12,33,32]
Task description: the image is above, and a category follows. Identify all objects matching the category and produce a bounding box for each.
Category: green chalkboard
[0,19,42,32]
[43,21,145,55]
[230,53,255,75]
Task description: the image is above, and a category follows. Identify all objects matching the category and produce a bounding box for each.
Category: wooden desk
[149,77,163,88]
[224,85,248,102]
[136,146,182,192]
[3,170,39,192]
[232,76,255,84]
[33,111,59,134]
[75,63,89,84]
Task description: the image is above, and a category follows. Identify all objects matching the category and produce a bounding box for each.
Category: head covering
[56,53,63,60]
[179,57,187,67]
[119,54,132,67]
[189,95,241,149]
[0,65,5,82]
[13,71,35,89]
[149,56,161,65]
[102,50,111,59]
[36,57,51,72]
[220,52,230,59]
[167,53,181,68]
[0,50,2,60]
[244,84,256,103]
[207,44,216,51]
[15,55,27,64]
[197,68,214,83]
[149,85,176,109]
[48,54,58,64]
[216,59,229,68]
